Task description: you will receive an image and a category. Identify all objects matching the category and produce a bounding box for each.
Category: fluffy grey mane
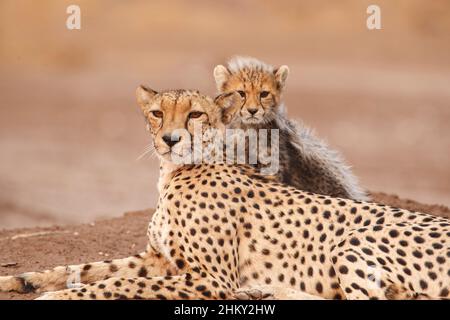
[277,115,369,201]
[227,56,274,74]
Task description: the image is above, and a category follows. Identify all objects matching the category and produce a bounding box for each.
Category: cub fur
[214,56,368,201]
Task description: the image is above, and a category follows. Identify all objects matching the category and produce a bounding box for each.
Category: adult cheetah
[0,88,448,300]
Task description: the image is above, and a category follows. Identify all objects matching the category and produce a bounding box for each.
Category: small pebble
[1,262,18,268]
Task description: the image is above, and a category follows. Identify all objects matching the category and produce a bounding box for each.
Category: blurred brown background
[0,0,449,229]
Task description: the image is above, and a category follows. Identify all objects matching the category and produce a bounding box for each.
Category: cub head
[136,86,240,164]
[213,56,289,126]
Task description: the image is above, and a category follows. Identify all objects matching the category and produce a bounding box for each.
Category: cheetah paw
[234,285,324,300]
[0,275,38,293]
[35,290,67,300]
[233,287,273,300]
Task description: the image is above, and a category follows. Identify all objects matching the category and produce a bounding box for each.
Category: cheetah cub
[214,56,368,201]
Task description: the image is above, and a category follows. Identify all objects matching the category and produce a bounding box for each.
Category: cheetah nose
[162,134,181,148]
[247,108,258,115]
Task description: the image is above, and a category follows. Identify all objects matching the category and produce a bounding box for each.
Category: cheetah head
[136,86,240,164]
[214,56,289,126]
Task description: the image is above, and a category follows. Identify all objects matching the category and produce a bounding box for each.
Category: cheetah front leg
[0,248,176,294]
[35,273,232,300]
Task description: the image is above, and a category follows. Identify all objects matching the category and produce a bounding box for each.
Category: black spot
[349,237,360,246]
[389,230,399,238]
[109,264,118,272]
[414,236,425,244]
[175,259,185,270]
[355,269,365,279]
[419,280,428,290]
[83,264,92,271]
[138,267,148,277]
[339,266,349,274]
[195,285,206,292]
[316,282,323,293]
[440,288,449,297]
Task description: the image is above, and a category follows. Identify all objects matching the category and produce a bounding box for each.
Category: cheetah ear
[213,65,231,91]
[136,85,158,114]
[214,91,241,125]
[274,65,289,89]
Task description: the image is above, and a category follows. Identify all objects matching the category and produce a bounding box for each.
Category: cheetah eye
[260,91,270,98]
[189,111,204,119]
[150,110,163,118]
[237,90,246,98]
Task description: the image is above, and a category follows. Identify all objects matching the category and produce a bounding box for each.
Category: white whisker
[136,143,156,161]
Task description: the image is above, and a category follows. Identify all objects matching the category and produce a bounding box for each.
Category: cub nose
[247,108,258,115]
[162,134,181,148]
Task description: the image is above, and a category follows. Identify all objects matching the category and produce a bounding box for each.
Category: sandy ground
[0,192,449,300]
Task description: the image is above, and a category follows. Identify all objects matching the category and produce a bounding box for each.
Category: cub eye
[260,91,270,98]
[237,90,246,98]
[151,110,163,118]
[189,111,204,119]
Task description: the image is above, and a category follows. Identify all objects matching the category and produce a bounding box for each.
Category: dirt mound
[371,192,450,219]
[0,193,449,300]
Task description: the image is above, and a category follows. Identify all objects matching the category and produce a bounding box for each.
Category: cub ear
[136,85,158,113]
[214,91,241,125]
[274,65,289,89]
[213,65,231,91]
